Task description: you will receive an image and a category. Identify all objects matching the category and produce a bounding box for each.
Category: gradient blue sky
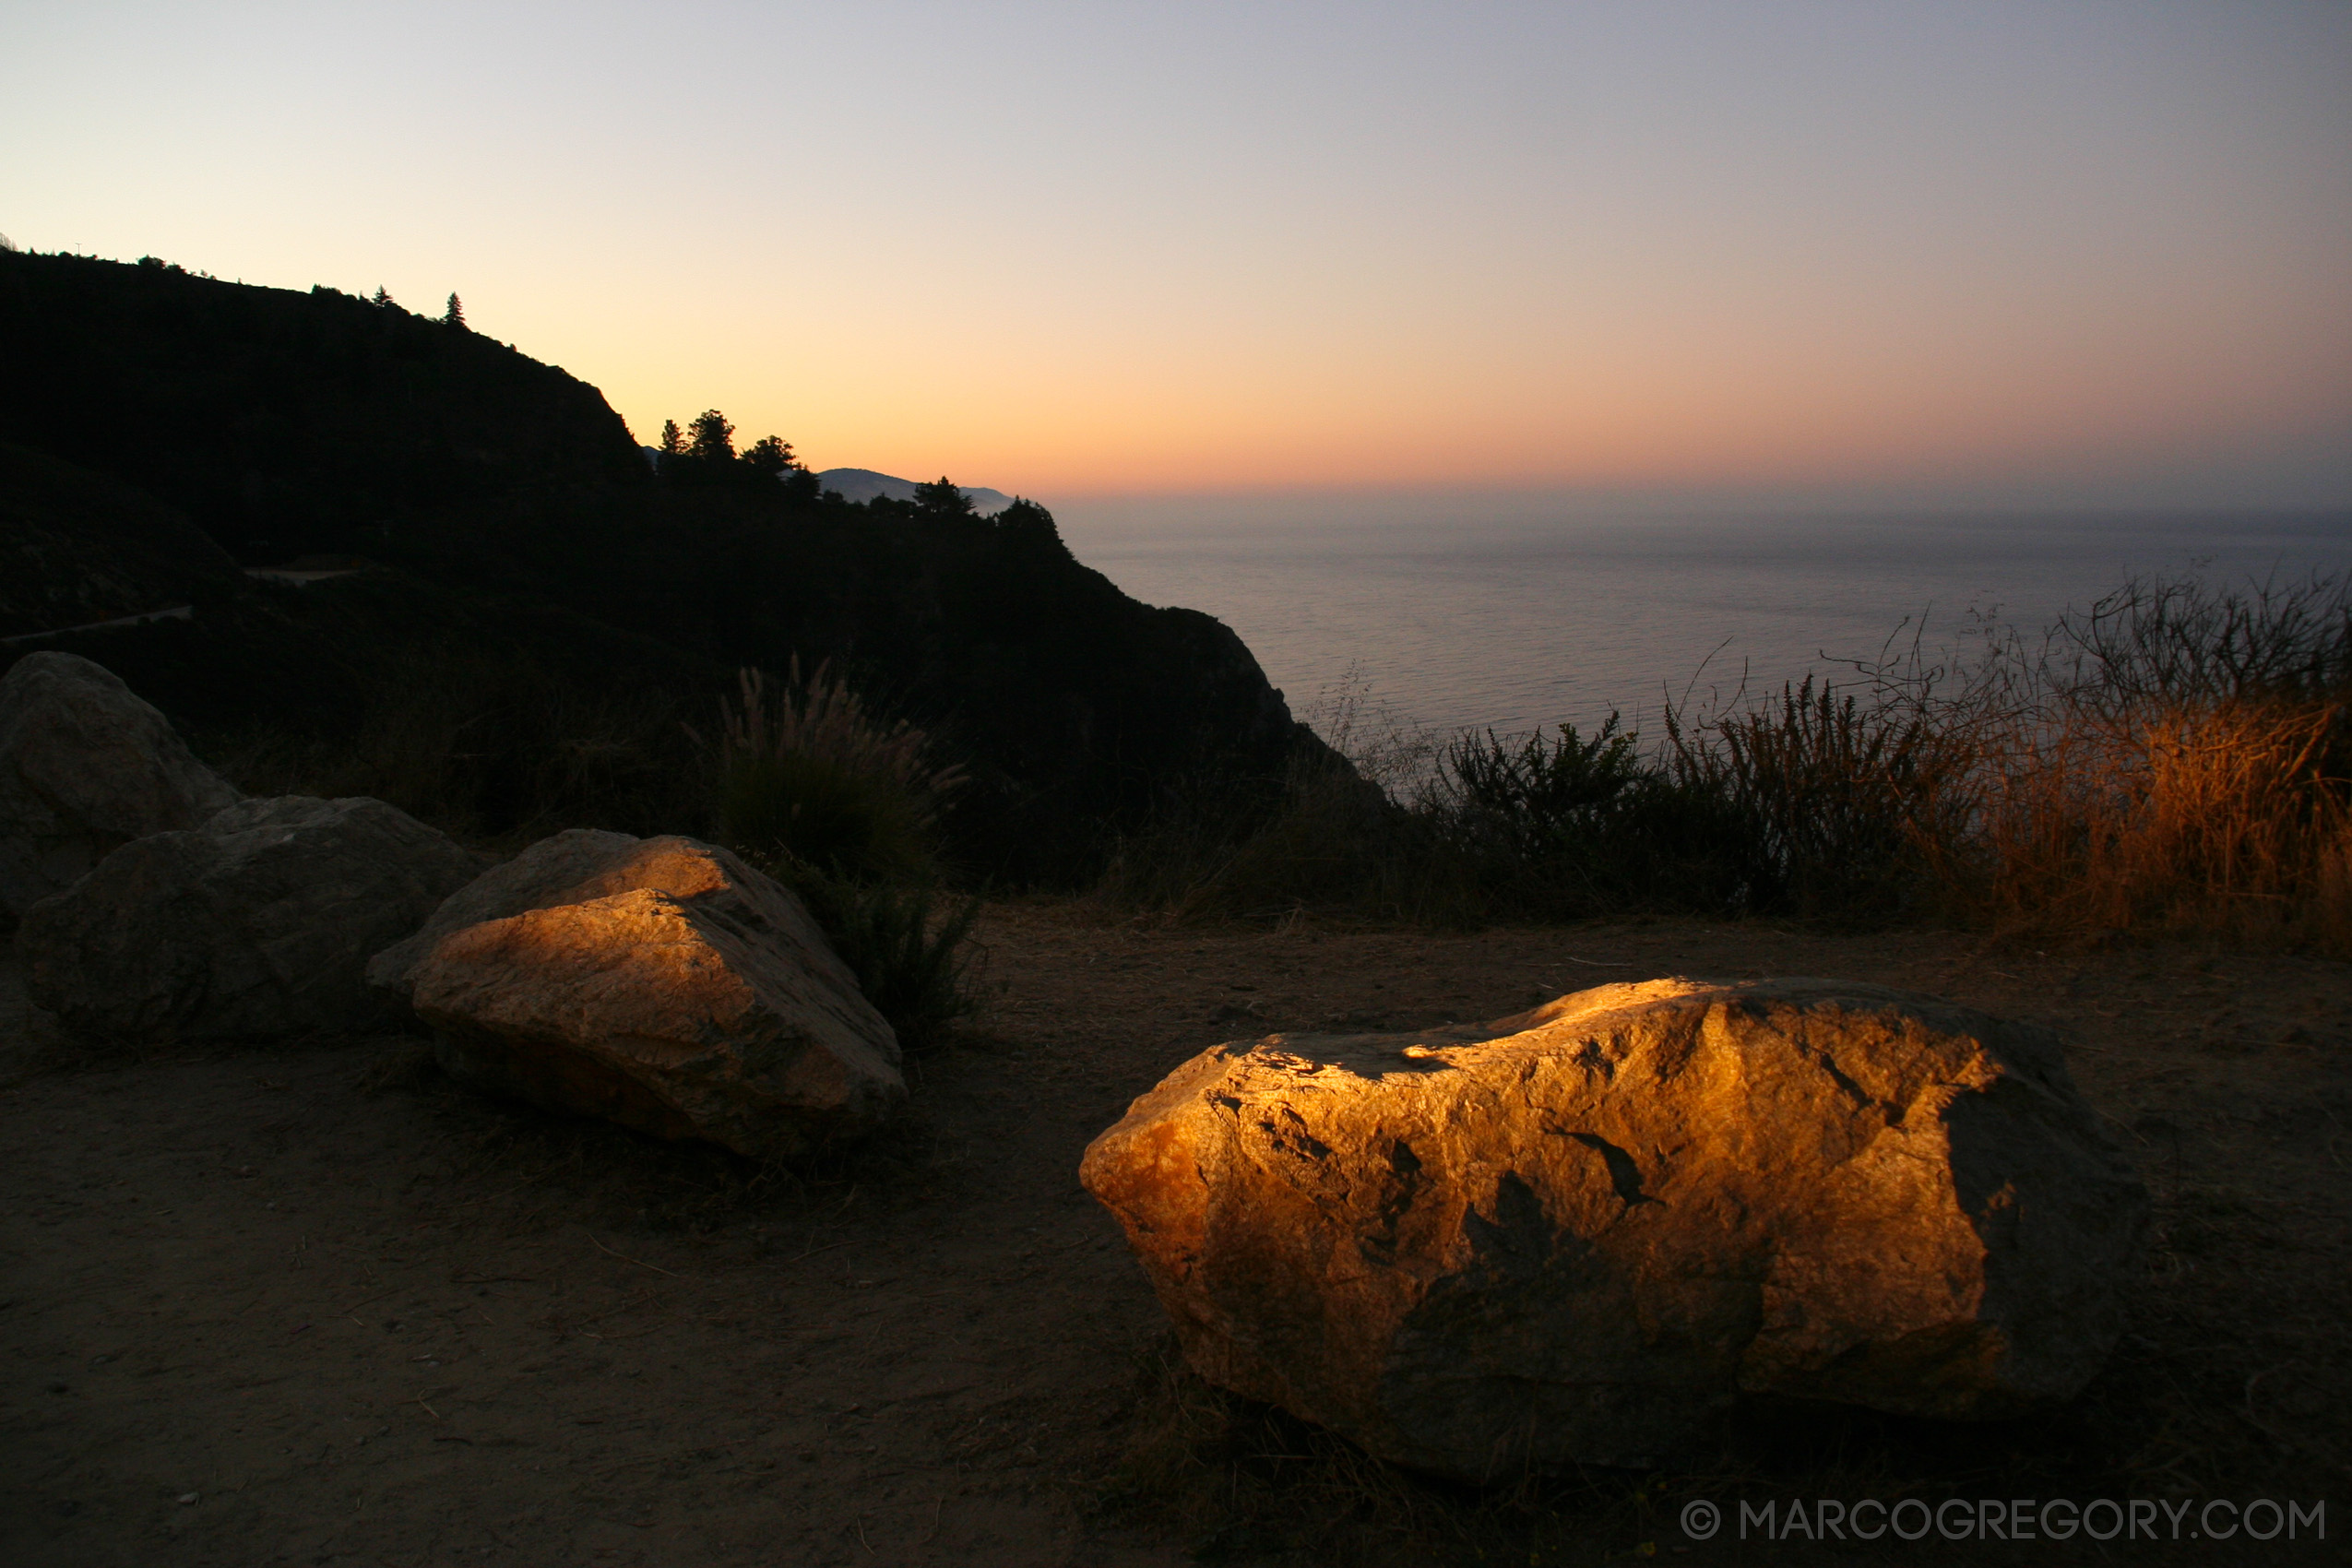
[5,1,2347,506]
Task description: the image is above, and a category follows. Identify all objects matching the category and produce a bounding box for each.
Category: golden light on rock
[1080,976,2146,1480]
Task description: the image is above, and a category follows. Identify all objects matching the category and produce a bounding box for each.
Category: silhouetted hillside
[0,443,244,638]
[0,252,645,564]
[0,250,1327,881]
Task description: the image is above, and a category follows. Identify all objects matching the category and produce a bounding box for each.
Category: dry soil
[4,905,2346,1565]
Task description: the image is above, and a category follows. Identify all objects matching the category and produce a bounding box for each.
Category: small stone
[175,1492,197,1505]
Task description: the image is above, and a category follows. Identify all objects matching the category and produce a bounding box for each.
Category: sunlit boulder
[1081,977,2146,1479]
[398,831,902,1158]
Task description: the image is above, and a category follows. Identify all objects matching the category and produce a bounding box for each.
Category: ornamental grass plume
[699,659,966,883]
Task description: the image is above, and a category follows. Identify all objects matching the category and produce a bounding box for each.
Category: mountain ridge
[813,469,1016,515]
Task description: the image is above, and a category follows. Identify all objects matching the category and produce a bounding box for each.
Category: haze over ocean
[1059,503,2352,742]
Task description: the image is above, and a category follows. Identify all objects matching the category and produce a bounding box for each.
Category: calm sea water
[1054,502,2352,742]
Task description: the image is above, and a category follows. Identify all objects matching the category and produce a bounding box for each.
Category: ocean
[1053,502,2352,744]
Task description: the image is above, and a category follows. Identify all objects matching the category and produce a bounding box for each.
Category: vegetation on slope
[1111,573,2352,953]
[5,247,2341,958]
[0,249,1324,889]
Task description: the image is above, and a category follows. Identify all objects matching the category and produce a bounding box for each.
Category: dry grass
[694,659,966,880]
[1967,695,2349,946]
[1108,573,2352,956]
[1922,573,2352,949]
[703,660,966,823]
[214,652,702,847]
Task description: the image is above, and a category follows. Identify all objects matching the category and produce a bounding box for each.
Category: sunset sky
[5,1,2347,507]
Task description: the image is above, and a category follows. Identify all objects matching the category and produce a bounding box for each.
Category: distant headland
[630,456,1017,517]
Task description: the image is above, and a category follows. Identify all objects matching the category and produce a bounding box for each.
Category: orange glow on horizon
[6,3,2345,511]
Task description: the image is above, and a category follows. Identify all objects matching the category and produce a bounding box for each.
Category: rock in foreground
[368,828,814,1005]
[0,651,241,918]
[404,833,902,1158]
[1080,977,2147,1479]
[21,795,478,1043]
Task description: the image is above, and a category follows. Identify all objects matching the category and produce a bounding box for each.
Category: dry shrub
[1105,572,2352,953]
[216,652,701,845]
[1092,671,1473,925]
[1954,574,2352,950]
[697,659,965,881]
[1099,748,1444,925]
[697,660,985,1048]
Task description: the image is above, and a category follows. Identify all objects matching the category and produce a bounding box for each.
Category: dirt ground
[4,903,2347,1566]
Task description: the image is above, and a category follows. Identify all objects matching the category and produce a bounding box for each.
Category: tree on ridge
[444,292,466,328]
[912,476,974,517]
[743,434,801,474]
[685,410,735,463]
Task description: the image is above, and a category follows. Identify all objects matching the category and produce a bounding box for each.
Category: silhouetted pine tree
[444,292,467,329]
[685,410,734,462]
[912,476,974,517]
[743,434,800,474]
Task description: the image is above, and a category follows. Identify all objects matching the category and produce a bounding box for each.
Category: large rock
[0,651,241,918]
[20,795,479,1044]
[1080,977,2147,1479]
[398,832,902,1159]
[369,828,785,1004]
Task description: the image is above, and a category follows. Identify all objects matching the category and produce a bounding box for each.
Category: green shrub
[1658,673,1981,919]
[1435,715,1740,916]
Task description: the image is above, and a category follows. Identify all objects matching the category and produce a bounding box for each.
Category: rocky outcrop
[19,795,479,1043]
[1080,977,2147,1479]
[0,651,242,918]
[398,832,902,1158]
